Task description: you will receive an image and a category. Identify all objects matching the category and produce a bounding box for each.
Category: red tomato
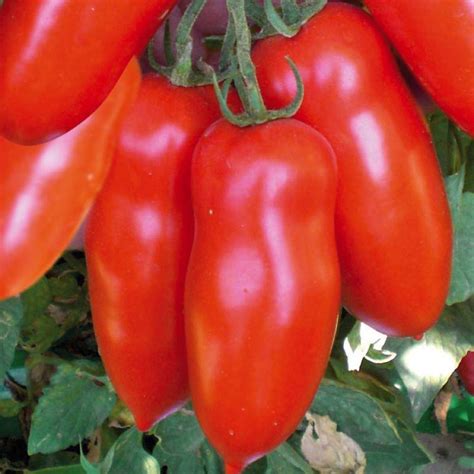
[85,75,220,431]
[0,58,140,301]
[253,3,452,337]
[364,0,474,137]
[458,352,474,395]
[0,0,176,145]
[185,118,340,471]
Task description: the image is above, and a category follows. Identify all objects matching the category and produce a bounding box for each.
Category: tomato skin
[185,119,340,470]
[0,0,176,145]
[253,3,452,337]
[85,75,220,431]
[0,58,140,301]
[458,352,474,395]
[364,0,474,136]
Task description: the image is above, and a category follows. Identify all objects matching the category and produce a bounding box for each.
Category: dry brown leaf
[301,413,366,473]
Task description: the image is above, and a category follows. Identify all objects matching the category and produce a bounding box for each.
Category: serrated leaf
[153,409,221,473]
[386,299,474,422]
[20,278,60,352]
[102,428,159,474]
[0,297,23,381]
[311,380,431,473]
[444,167,474,304]
[312,380,400,446]
[28,365,116,455]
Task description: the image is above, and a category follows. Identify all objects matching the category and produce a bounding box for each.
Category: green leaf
[20,278,61,352]
[79,442,100,474]
[61,252,88,277]
[28,451,80,470]
[26,465,85,474]
[20,270,89,352]
[429,112,473,177]
[458,456,474,469]
[0,413,22,438]
[310,380,431,473]
[312,380,399,446]
[445,169,474,305]
[365,420,432,474]
[22,278,52,325]
[0,398,23,417]
[28,364,116,455]
[80,453,99,474]
[329,358,413,429]
[153,409,222,473]
[429,112,451,175]
[463,141,474,192]
[386,299,474,422]
[102,428,159,474]
[265,443,313,473]
[0,297,23,381]
[48,274,79,300]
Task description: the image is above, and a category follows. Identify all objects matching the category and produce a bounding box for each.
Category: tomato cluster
[0,1,465,472]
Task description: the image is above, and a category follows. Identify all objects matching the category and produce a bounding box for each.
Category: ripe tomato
[0,0,176,145]
[185,118,340,471]
[85,75,220,431]
[364,0,474,137]
[253,3,453,337]
[458,352,474,396]
[0,58,140,301]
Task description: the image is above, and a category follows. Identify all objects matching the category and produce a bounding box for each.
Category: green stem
[227,0,268,120]
[281,0,301,25]
[171,0,208,85]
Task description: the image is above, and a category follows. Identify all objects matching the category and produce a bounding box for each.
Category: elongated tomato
[365,0,474,136]
[86,75,220,431]
[0,58,140,301]
[0,0,176,144]
[185,118,340,471]
[253,3,452,337]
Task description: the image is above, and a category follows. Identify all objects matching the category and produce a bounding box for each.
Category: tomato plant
[0,0,176,144]
[85,74,220,431]
[185,118,340,472]
[0,1,472,473]
[0,58,140,301]
[364,0,474,137]
[253,2,452,337]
